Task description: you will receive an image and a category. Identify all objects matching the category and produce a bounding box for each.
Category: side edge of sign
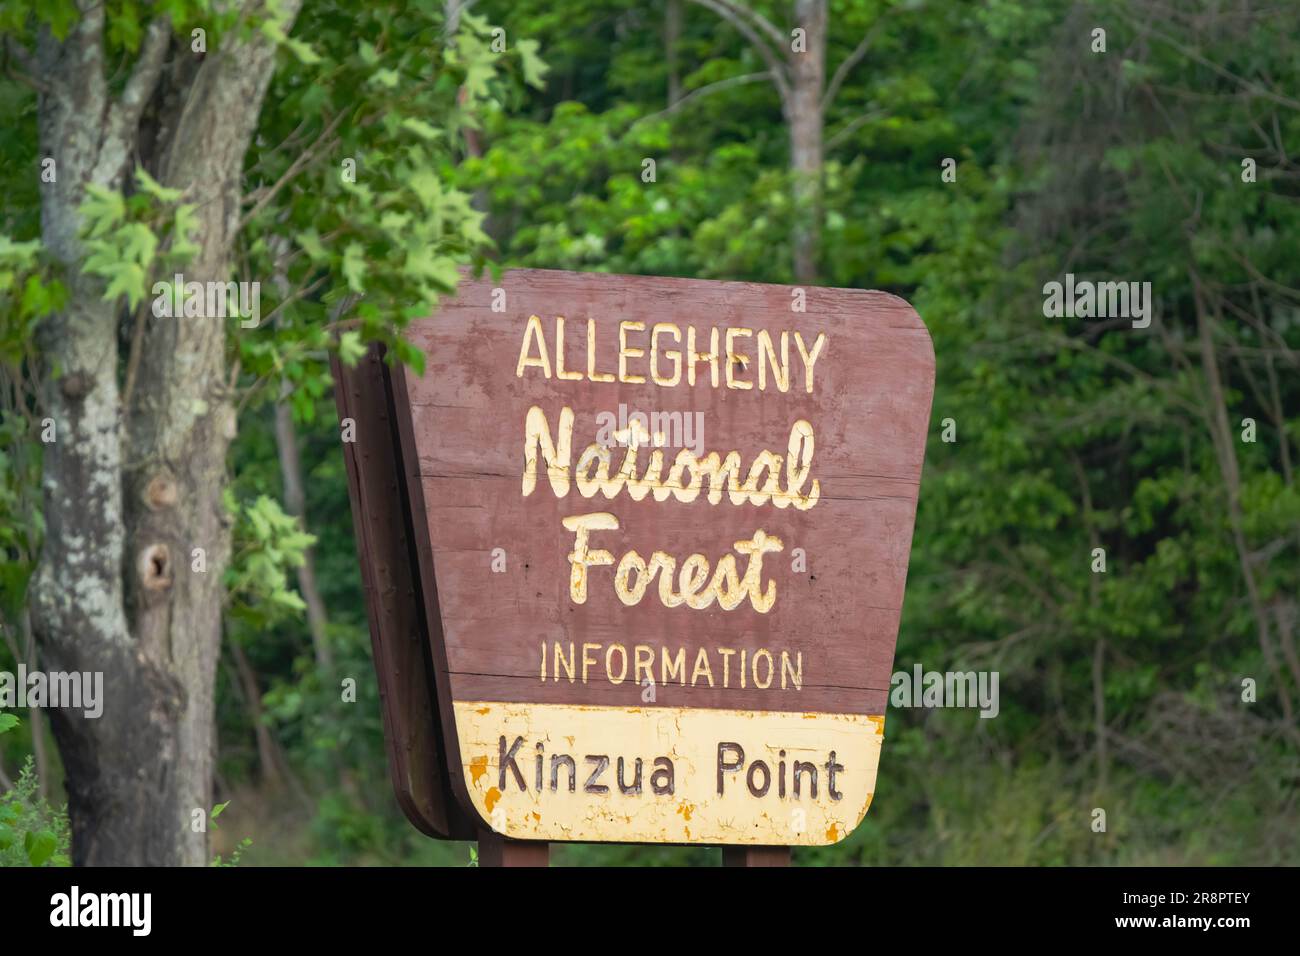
[387,357,494,836]
[332,345,475,840]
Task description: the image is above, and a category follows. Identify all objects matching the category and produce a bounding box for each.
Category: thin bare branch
[239,110,346,230]
[687,0,792,109]
[121,18,172,130]
[1130,16,1300,113]
[825,108,887,151]
[631,71,773,128]
[706,0,789,51]
[4,37,49,93]
[822,13,894,113]
[120,302,149,411]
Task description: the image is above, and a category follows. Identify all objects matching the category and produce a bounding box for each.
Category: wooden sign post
[335,268,934,864]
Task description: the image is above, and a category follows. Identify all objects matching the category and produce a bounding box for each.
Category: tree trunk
[227,630,283,790]
[29,3,301,866]
[273,393,334,671]
[1194,278,1300,742]
[666,0,684,109]
[20,612,51,799]
[788,0,826,284]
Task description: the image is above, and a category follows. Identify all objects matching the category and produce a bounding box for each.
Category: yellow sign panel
[455,702,884,845]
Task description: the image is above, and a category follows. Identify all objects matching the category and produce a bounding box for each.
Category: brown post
[722,846,791,867]
[478,832,550,867]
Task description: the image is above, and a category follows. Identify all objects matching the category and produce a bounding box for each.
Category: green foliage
[78,169,199,311]
[234,1,546,426]
[211,837,254,868]
[0,237,60,626]
[0,716,70,868]
[226,493,317,623]
[209,800,255,866]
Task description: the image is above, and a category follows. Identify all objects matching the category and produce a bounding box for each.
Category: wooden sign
[386,268,934,847]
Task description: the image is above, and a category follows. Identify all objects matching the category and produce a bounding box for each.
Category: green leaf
[246,501,272,540]
[272,589,307,611]
[134,167,183,203]
[0,712,18,734]
[408,170,443,211]
[368,68,400,89]
[462,58,494,101]
[341,243,367,293]
[79,184,126,237]
[283,37,322,65]
[516,38,549,90]
[458,11,490,35]
[259,19,288,44]
[211,800,231,820]
[296,229,328,263]
[120,222,159,266]
[0,823,14,851]
[25,829,56,867]
[107,0,143,52]
[101,262,147,309]
[402,247,460,289]
[400,117,444,142]
[39,0,79,40]
[392,336,426,377]
[337,330,366,367]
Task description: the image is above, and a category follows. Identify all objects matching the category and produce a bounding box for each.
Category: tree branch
[705,0,789,51]
[687,0,792,110]
[4,37,49,93]
[825,108,888,151]
[443,0,481,37]
[1130,16,1300,113]
[821,13,893,114]
[93,17,172,184]
[240,109,346,230]
[631,71,773,128]
[122,18,172,128]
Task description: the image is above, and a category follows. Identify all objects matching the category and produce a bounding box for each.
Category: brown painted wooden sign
[345,268,934,847]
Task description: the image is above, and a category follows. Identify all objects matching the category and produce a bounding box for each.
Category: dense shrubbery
[0,715,69,867]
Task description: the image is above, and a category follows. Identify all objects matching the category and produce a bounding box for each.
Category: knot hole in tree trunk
[139,544,173,592]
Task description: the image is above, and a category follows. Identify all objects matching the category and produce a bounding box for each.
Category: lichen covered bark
[29,2,302,865]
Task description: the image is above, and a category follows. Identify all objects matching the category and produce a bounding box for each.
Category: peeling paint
[469,754,489,785]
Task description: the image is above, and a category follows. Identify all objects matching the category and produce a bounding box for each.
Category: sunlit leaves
[77,169,198,310]
[340,242,366,293]
[226,493,316,624]
[238,1,543,426]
